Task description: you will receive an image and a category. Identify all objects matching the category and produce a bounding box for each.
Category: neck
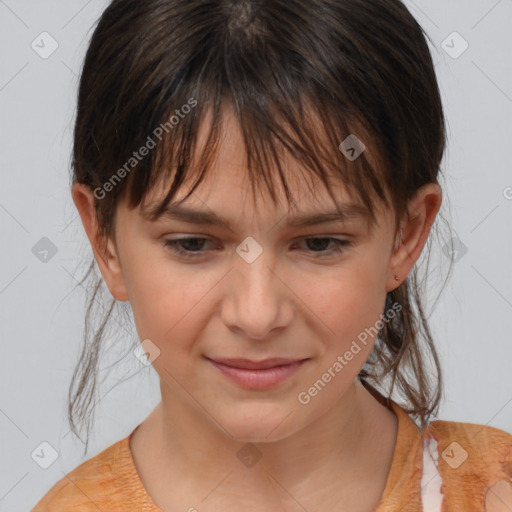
[131,379,397,511]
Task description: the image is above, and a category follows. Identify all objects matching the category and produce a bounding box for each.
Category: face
[75,108,440,443]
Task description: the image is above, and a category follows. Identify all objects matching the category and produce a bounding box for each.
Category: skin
[72,107,442,512]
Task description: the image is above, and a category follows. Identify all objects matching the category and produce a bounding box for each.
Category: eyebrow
[143,203,370,232]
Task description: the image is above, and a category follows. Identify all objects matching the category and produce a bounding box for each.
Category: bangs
[121,91,392,234]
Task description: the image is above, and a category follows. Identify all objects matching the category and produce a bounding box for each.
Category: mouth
[208,357,309,370]
[205,356,310,390]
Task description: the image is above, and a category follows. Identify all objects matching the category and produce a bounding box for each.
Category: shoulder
[31,435,136,512]
[424,418,512,510]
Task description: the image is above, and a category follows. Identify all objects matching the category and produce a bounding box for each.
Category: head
[68,0,452,449]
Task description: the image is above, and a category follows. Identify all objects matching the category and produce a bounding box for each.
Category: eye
[163,236,353,259]
[163,237,213,257]
[294,237,353,256]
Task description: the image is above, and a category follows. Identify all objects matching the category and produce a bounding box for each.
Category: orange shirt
[32,399,512,511]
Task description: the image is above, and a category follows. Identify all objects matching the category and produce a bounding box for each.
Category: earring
[394,274,399,281]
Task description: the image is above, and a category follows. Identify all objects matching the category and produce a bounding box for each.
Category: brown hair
[68,0,454,452]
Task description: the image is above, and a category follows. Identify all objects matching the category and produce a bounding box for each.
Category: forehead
[146,106,360,204]
[144,169,364,221]
[140,166,383,238]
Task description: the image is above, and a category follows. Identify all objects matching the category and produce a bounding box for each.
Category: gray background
[1,0,511,510]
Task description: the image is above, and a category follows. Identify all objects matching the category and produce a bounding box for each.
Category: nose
[221,254,293,340]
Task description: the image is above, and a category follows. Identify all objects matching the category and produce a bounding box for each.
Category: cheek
[295,265,387,348]
[124,255,219,348]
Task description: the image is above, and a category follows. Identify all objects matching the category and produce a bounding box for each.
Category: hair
[68,0,455,452]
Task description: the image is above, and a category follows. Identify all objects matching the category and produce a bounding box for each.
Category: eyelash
[162,237,353,258]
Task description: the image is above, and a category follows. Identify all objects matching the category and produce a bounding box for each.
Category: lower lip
[208,359,308,390]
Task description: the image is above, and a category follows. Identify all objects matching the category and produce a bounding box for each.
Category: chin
[218,406,303,443]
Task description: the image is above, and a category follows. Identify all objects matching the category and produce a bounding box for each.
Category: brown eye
[296,237,353,256]
[163,237,212,257]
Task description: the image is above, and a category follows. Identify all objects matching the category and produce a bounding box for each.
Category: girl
[32,0,512,510]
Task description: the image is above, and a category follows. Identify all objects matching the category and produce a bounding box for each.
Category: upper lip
[208,357,308,370]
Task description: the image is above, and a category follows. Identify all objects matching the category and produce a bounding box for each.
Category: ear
[71,183,129,302]
[386,183,442,292]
